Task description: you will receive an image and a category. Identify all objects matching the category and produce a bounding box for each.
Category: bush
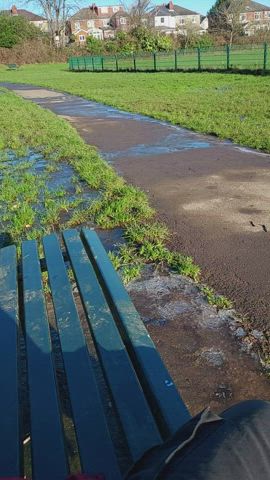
[86,35,104,54]
[0,14,40,48]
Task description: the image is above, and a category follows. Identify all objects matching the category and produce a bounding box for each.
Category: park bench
[6,64,19,71]
[0,228,190,480]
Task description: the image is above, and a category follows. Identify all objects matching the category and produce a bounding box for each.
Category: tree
[0,14,40,48]
[177,19,201,49]
[209,0,248,45]
[128,0,152,28]
[27,0,72,46]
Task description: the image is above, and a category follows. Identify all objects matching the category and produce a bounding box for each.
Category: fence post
[263,43,268,71]
[115,55,119,72]
[77,57,80,71]
[174,50,177,71]
[153,52,157,71]
[84,56,87,71]
[226,45,230,70]
[133,54,137,72]
[197,47,201,71]
[92,57,95,71]
[101,57,104,71]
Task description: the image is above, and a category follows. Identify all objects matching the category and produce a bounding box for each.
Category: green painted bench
[6,64,19,70]
[0,228,190,479]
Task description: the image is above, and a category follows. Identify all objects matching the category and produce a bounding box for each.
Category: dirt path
[3,83,270,412]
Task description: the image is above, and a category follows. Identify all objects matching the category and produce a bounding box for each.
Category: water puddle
[0,150,124,250]
[103,133,210,160]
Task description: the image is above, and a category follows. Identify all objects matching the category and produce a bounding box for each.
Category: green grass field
[0,62,270,152]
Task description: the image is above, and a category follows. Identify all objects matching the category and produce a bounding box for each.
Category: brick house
[150,2,203,35]
[2,5,48,32]
[239,1,270,35]
[69,4,129,43]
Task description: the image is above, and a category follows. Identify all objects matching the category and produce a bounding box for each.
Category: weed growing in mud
[201,285,233,310]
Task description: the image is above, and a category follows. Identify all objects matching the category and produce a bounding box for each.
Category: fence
[69,43,269,73]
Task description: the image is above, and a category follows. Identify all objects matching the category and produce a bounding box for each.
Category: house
[239,1,270,35]
[110,10,129,32]
[150,2,203,35]
[200,15,209,34]
[69,4,129,43]
[2,5,48,32]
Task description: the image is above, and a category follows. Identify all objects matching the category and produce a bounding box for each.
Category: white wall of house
[175,14,200,28]
[200,17,209,32]
[154,15,176,28]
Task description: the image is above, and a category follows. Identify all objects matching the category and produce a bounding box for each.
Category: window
[160,17,165,23]
[75,21,80,30]
[255,12,261,20]
[113,6,119,12]
[100,7,108,13]
[79,35,85,41]
[103,19,109,26]
[192,16,196,23]
[179,17,185,24]
[87,20,94,28]
[240,13,246,21]
[120,16,126,24]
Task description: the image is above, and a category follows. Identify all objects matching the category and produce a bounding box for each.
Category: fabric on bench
[125,400,270,480]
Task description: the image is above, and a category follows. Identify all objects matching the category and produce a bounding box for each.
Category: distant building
[69,4,129,43]
[200,15,209,34]
[150,2,204,35]
[1,5,48,32]
[239,0,270,35]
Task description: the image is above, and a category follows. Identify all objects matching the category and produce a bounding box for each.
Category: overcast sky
[1,0,270,17]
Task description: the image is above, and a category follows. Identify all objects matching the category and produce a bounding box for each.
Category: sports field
[69,44,270,72]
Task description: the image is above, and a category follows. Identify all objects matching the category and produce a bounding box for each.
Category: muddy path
[3,82,270,333]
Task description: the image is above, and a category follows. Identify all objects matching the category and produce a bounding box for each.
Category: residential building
[1,5,48,32]
[69,4,129,43]
[150,2,203,35]
[239,1,270,35]
[200,15,209,34]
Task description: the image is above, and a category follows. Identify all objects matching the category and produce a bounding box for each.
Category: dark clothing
[125,400,270,480]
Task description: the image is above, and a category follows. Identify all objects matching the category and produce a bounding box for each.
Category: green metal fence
[68,43,270,73]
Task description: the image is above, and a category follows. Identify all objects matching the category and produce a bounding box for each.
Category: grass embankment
[0,88,209,291]
[0,63,270,152]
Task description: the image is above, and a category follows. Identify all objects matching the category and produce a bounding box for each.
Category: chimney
[90,3,98,15]
[11,5,18,15]
[168,1,174,11]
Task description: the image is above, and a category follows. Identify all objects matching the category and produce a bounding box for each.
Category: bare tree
[209,0,249,45]
[177,19,200,48]
[126,0,153,28]
[27,0,76,45]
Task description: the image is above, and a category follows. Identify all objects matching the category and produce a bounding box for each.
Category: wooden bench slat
[63,229,162,462]
[0,245,21,476]
[82,228,191,437]
[43,233,121,479]
[22,240,68,480]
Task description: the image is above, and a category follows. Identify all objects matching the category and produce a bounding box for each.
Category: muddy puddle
[103,133,211,161]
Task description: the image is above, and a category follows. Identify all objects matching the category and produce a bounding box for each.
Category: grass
[0,63,270,152]
[0,88,202,287]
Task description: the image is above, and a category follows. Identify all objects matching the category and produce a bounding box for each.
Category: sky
[1,0,270,17]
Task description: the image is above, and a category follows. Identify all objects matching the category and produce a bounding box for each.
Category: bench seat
[0,228,190,479]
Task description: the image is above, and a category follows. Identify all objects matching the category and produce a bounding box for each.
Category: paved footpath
[4,83,270,333]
